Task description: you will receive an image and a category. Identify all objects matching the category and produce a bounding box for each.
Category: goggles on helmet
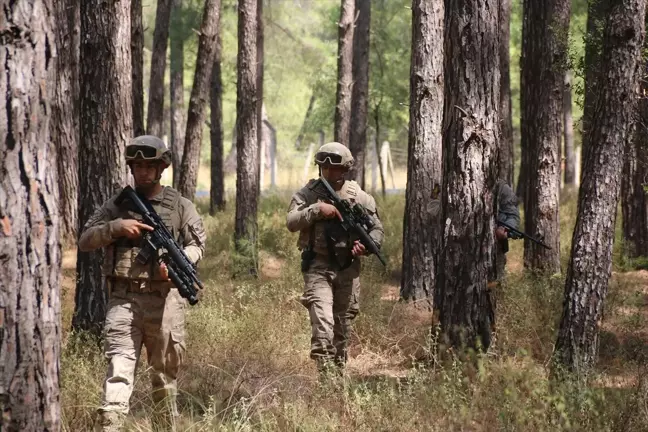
[315,152,344,165]
[126,145,159,160]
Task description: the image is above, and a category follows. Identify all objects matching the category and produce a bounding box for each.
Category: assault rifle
[497,219,552,250]
[319,177,387,267]
[115,186,204,305]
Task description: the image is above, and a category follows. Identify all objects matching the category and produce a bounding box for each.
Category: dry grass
[60,184,648,431]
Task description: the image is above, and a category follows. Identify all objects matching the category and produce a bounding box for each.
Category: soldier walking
[78,136,206,431]
[286,142,384,375]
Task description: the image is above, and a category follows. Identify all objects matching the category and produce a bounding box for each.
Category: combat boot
[94,410,125,432]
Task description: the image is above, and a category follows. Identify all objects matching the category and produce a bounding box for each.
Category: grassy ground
[60,185,648,431]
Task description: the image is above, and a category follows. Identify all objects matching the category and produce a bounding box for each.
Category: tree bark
[400,0,443,303]
[437,0,499,350]
[499,0,515,186]
[564,71,577,186]
[132,0,145,137]
[235,0,260,276]
[622,60,648,258]
[146,0,173,138]
[75,0,132,334]
[581,0,607,176]
[520,0,569,273]
[555,0,645,374]
[210,33,226,214]
[334,0,355,145]
[170,0,186,188]
[177,0,222,199]
[53,0,80,245]
[257,0,265,193]
[0,0,61,428]
[349,0,370,187]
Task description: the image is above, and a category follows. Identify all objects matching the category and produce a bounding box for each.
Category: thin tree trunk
[170,0,186,188]
[210,33,226,214]
[235,0,260,276]
[334,0,355,145]
[257,0,265,193]
[132,0,145,136]
[177,0,222,199]
[53,0,80,245]
[75,0,132,334]
[622,59,648,258]
[564,71,577,186]
[521,0,569,273]
[555,0,645,374]
[1,2,61,428]
[499,0,514,186]
[401,0,444,303]
[437,0,499,350]
[374,111,387,197]
[295,92,316,149]
[349,0,370,187]
[147,0,173,137]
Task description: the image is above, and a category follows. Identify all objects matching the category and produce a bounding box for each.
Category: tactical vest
[102,187,182,280]
[302,180,363,251]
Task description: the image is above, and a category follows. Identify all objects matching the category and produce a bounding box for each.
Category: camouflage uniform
[492,179,521,282]
[287,143,384,369]
[79,136,206,431]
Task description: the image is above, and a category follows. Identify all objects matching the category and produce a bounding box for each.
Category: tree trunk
[146,0,173,138]
[622,60,648,258]
[437,0,499,350]
[210,33,226,214]
[295,92,315,149]
[581,0,607,176]
[520,0,569,273]
[349,0,370,187]
[555,0,645,374]
[334,0,355,145]
[170,0,186,188]
[75,0,132,334]
[400,0,443,303]
[132,0,145,137]
[53,0,80,245]
[564,71,577,186]
[0,0,61,428]
[257,0,265,193]
[177,0,222,199]
[235,0,260,276]
[499,0,515,186]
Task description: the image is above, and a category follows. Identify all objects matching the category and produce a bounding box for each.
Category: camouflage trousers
[95,280,186,432]
[300,255,361,367]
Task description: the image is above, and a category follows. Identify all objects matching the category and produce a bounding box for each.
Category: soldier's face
[321,164,347,190]
[131,160,164,191]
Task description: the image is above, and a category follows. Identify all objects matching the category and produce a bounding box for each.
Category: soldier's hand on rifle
[115,219,154,239]
[495,226,508,241]
[351,240,367,257]
[159,262,171,281]
[318,202,343,221]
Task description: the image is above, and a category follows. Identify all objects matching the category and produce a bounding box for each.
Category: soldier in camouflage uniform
[78,136,206,431]
[287,142,384,374]
[492,179,521,282]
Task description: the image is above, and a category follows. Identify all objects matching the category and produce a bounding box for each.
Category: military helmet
[125,135,172,166]
[314,142,354,168]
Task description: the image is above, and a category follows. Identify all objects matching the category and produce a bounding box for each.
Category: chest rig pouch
[318,180,360,271]
[103,187,182,280]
